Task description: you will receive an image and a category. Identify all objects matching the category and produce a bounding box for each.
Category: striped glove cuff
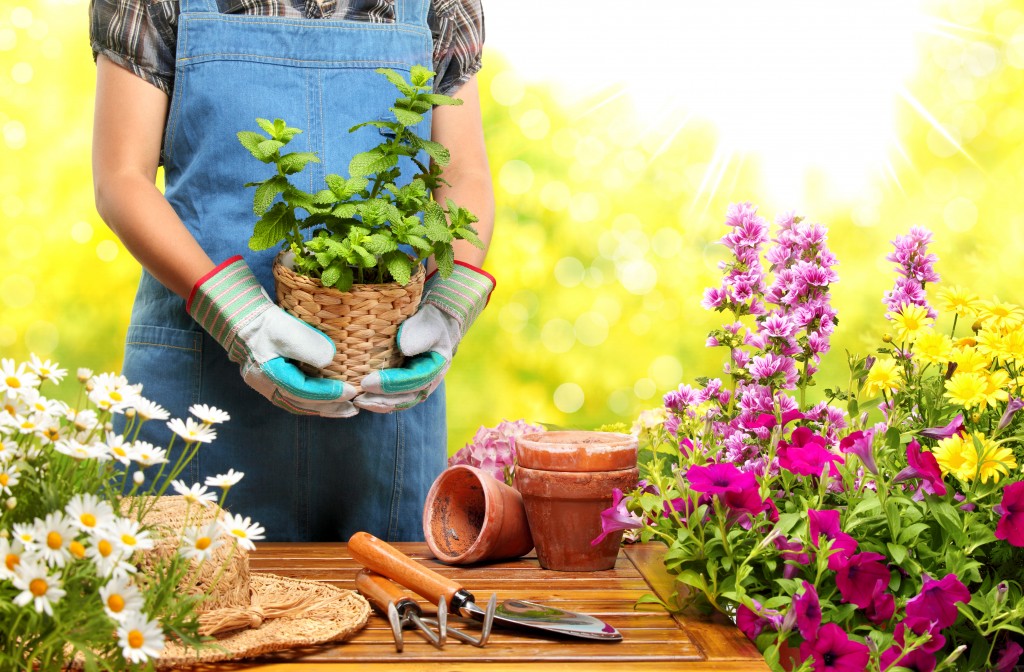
[422,261,495,337]
[186,256,272,360]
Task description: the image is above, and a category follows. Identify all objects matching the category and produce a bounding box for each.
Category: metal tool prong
[477,592,497,647]
[435,596,448,648]
[387,602,404,653]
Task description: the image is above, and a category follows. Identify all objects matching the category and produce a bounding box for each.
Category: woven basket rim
[273,249,426,292]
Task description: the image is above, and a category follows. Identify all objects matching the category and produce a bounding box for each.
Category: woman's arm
[429,74,494,268]
[92,55,215,299]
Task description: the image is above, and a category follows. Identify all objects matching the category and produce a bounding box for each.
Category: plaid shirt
[90,0,484,96]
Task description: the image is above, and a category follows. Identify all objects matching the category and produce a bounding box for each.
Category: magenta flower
[904,573,970,633]
[808,509,858,569]
[995,481,1024,547]
[685,463,756,495]
[879,645,936,672]
[891,622,946,655]
[591,488,642,546]
[863,580,895,624]
[799,623,870,672]
[793,581,821,640]
[779,427,844,478]
[919,414,964,440]
[775,535,810,579]
[736,601,782,641]
[996,641,1024,672]
[883,227,939,319]
[894,440,947,497]
[838,429,877,474]
[835,552,891,609]
[748,353,798,389]
[662,496,694,519]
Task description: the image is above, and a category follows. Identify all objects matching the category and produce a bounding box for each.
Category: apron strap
[395,0,430,27]
[180,0,219,15]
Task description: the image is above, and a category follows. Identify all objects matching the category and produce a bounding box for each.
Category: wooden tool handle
[349,531,463,608]
[354,568,416,613]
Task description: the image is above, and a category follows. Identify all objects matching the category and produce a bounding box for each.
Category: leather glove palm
[188,256,357,417]
[356,262,494,413]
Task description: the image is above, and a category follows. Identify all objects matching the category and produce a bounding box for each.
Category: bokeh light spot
[1008,29,1024,69]
[3,121,27,150]
[11,62,32,84]
[574,135,606,167]
[0,325,16,348]
[592,295,621,323]
[574,312,609,347]
[1,275,35,309]
[25,321,58,355]
[489,70,524,106]
[10,7,33,29]
[541,318,575,353]
[553,383,584,414]
[607,390,631,416]
[96,239,120,262]
[652,227,683,259]
[554,256,585,287]
[618,260,657,295]
[583,266,604,288]
[7,224,39,258]
[517,109,550,140]
[649,355,684,390]
[539,180,570,211]
[71,221,93,244]
[4,195,25,218]
[944,197,977,232]
[0,28,16,51]
[498,159,534,195]
[633,378,657,400]
[568,192,600,222]
[499,302,528,333]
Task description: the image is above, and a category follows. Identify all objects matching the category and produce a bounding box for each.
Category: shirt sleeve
[429,0,484,96]
[89,0,179,95]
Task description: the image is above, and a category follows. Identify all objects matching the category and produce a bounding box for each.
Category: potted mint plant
[237,66,483,386]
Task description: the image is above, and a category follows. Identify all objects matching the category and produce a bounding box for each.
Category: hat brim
[157,573,371,668]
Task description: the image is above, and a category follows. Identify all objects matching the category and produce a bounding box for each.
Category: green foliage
[238,68,480,289]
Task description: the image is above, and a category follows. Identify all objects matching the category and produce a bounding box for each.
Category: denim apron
[120,0,446,542]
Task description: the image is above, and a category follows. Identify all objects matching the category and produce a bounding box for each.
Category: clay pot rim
[514,431,638,472]
[422,465,509,564]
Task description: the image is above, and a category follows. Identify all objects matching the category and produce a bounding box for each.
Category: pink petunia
[904,573,969,633]
[591,488,642,546]
[792,581,821,640]
[995,481,1024,547]
[799,623,870,672]
[893,440,947,497]
[778,427,844,478]
[807,509,858,570]
[685,463,756,495]
[835,552,891,609]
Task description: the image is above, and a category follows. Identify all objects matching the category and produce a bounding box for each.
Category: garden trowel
[348,531,622,641]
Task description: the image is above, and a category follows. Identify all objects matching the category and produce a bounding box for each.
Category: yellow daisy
[863,358,902,398]
[892,304,934,343]
[961,434,1018,484]
[944,372,987,409]
[949,345,991,375]
[1002,328,1024,365]
[980,370,1011,410]
[978,298,1024,332]
[975,330,1005,359]
[936,285,980,318]
[911,329,953,366]
[932,434,974,481]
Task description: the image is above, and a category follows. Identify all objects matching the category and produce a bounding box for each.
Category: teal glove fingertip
[372,352,447,394]
[263,358,347,401]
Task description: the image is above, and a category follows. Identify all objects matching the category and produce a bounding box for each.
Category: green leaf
[312,189,336,205]
[256,118,276,135]
[886,542,908,565]
[406,235,433,253]
[358,199,391,227]
[633,593,673,611]
[331,203,358,219]
[255,139,284,161]
[455,226,483,249]
[278,151,320,175]
[391,106,423,127]
[364,234,398,255]
[423,201,451,243]
[321,261,344,288]
[375,67,415,96]
[434,242,454,278]
[237,131,267,158]
[349,149,399,177]
[384,252,413,286]
[248,202,292,251]
[353,244,377,268]
[407,134,451,166]
[253,176,288,215]
[929,499,967,546]
[332,264,354,292]
[420,93,463,107]
[349,120,401,133]
[283,187,316,213]
[409,65,434,88]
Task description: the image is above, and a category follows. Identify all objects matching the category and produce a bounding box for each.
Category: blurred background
[2,0,1024,453]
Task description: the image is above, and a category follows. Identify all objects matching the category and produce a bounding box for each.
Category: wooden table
[204,542,768,671]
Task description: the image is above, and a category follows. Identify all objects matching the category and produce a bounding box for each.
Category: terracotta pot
[513,431,639,572]
[422,465,534,565]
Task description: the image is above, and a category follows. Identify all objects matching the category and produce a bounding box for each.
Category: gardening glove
[355,262,495,413]
[187,255,358,418]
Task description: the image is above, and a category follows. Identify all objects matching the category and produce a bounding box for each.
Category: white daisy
[85,534,136,579]
[100,575,145,623]
[0,463,20,496]
[66,494,117,535]
[205,469,244,489]
[131,441,168,467]
[0,359,40,400]
[36,416,63,445]
[170,480,219,508]
[219,513,265,552]
[117,612,166,664]
[27,354,67,384]
[76,367,93,383]
[132,398,170,422]
[54,438,109,461]
[65,407,100,434]
[37,511,77,568]
[189,404,231,425]
[109,518,154,555]
[20,388,65,416]
[104,432,134,466]
[179,524,224,562]
[0,438,19,464]
[12,521,40,550]
[166,417,217,444]
[11,412,47,438]
[0,537,25,580]
[88,373,143,414]
[12,561,66,615]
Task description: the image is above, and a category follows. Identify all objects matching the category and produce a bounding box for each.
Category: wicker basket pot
[272,251,425,389]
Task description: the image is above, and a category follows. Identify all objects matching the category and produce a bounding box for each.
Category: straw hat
[129,497,371,668]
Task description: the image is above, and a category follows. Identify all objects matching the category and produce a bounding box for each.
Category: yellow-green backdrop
[2,1,1024,453]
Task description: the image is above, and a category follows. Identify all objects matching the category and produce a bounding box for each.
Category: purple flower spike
[591,488,642,546]
[894,440,948,497]
[839,429,877,474]
[999,397,1024,432]
[919,414,964,440]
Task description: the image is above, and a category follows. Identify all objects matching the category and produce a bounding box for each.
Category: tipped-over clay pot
[422,465,534,565]
[513,431,639,571]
